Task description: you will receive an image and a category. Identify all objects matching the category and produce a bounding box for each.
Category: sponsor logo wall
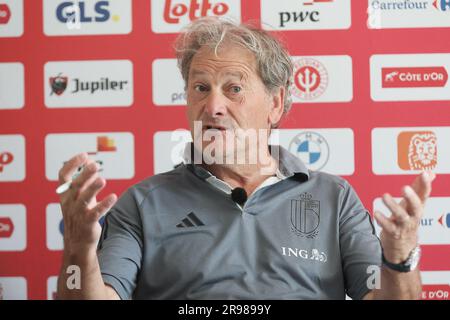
[0,0,448,299]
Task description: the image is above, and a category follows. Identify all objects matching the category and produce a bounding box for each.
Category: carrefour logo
[434,0,450,11]
[438,213,450,228]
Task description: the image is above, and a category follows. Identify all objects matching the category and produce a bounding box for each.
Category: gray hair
[174,17,293,127]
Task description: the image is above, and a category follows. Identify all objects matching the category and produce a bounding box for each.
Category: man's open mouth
[203,125,228,131]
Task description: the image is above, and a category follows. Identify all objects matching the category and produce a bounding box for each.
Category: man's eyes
[230,86,242,94]
[194,84,208,92]
[192,84,243,94]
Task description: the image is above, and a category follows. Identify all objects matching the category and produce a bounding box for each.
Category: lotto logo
[164,0,231,24]
[0,1,23,38]
[0,204,26,252]
[0,3,11,24]
[0,134,25,182]
[151,0,241,33]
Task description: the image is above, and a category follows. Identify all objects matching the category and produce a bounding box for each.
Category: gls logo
[43,0,131,36]
[56,1,111,24]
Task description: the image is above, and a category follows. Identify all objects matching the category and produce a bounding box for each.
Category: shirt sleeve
[97,189,143,300]
[338,181,382,300]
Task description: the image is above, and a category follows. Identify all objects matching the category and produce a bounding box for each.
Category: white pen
[55,162,103,195]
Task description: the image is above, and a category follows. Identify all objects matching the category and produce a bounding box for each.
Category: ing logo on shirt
[397,131,437,171]
[290,192,320,239]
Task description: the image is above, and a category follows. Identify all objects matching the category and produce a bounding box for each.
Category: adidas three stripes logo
[176,212,205,228]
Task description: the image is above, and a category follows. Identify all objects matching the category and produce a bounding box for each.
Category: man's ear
[268,87,285,127]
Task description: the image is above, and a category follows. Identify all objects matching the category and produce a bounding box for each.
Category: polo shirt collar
[182,142,309,183]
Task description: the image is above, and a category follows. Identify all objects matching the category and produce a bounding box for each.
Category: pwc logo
[0,4,11,24]
[152,0,241,33]
[0,217,14,238]
[434,0,450,11]
[397,131,437,171]
[279,0,335,27]
[43,0,132,36]
[261,0,351,31]
[382,67,448,88]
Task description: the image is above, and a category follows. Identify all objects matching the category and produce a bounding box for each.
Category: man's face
[186,44,283,164]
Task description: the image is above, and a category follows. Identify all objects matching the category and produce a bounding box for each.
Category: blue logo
[438,213,450,228]
[289,132,330,171]
[56,1,110,23]
[59,218,64,236]
[434,0,450,11]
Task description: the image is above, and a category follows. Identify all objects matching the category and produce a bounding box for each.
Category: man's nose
[204,89,227,118]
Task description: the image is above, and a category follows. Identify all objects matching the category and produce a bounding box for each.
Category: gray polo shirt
[97,144,381,300]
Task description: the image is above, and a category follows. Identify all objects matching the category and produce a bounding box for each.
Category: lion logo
[398,131,437,171]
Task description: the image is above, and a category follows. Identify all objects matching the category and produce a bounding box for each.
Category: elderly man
[56,18,435,300]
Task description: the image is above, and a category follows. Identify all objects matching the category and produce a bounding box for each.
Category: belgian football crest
[290,192,320,239]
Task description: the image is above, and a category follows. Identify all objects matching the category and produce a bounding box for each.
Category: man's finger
[89,194,118,221]
[374,211,398,236]
[70,160,99,199]
[410,171,435,203]
[382,193,409,224]
[76,177,106,212]
[402,185,423,220]
[58,153,88,184]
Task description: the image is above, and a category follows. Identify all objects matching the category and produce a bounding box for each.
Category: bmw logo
[289,132,330,171]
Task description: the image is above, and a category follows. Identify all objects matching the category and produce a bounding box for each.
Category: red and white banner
[0,0,449,300]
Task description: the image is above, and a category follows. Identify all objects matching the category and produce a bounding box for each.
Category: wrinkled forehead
[189,44,258,79]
